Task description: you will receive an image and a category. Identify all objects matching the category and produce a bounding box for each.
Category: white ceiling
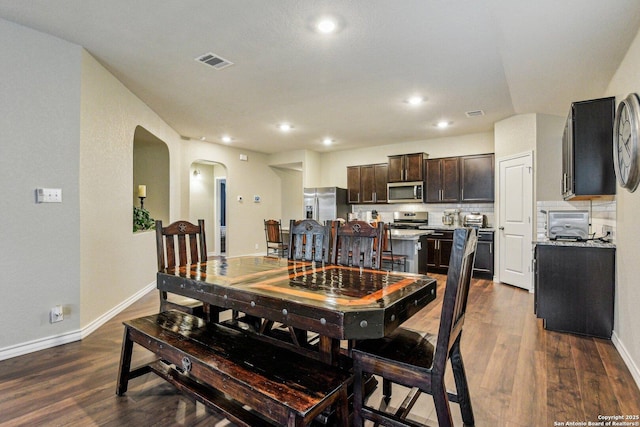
[1,0,639,154]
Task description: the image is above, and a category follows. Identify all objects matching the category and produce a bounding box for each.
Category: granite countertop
[389,229,434,240]
[535,238,616,249]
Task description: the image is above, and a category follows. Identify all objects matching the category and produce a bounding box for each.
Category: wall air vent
[195,52,234,70]
[465,110,485,117]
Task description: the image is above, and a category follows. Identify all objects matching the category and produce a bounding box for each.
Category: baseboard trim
[80,281,156,339]
[612,330,640,391]
[0,281,156,362]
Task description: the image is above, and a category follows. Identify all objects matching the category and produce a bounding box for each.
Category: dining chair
[264,219,288,257]
[257,218,332,347]
[352,227,478,427]
[380,224,408,272]
[155,219,207,318]
[332,220,384,269]
[288,218,332,262]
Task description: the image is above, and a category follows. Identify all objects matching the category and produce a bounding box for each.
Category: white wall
[1,19,288,358]
[272,167,304,223]
[605,26,640,388]
[494,114,537,160]
[0,18,82,349]
[535,114,566,202]
[80,50,185,328]
[180,141,283,256]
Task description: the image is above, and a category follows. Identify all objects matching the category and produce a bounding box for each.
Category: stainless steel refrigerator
[303,187,349,222]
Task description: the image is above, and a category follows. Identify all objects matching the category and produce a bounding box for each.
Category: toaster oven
[547,210,589,240]
[463,213,487,228]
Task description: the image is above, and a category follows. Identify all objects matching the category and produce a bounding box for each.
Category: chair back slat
[165,237,176,269]
[288,219,331,262]
[433,227,477,374]
[332,221,384,269]
[156,219,207,271]
[265,220,284,244]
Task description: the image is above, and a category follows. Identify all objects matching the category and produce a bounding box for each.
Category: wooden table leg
[318,336,340,366]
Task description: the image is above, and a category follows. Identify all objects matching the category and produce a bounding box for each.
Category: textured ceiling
[1,0,639,154]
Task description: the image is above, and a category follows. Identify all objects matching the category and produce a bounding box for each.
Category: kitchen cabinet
[461,154,494,202]
[562,97,616,200]
[388,153,426,182]
[424,153,494,203]
[347,166,361,203]
[535,243,615,339]
[423,228,493,277]
[424,230,453,274]
[473,230,494,278]
[425,157,460,203]
[347,163,388,204]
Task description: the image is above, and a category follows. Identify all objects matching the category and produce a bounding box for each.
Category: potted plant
[133,206,155,232]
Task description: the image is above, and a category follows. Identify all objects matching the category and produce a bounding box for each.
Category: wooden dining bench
[116,310,350,427]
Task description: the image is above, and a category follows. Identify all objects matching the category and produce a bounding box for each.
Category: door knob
[499,226,505,230]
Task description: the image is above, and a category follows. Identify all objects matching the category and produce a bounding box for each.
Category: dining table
[157,255,437,365]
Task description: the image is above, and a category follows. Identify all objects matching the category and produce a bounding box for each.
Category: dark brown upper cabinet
[347,163,388,204]
[460,154,494,202]
[424,153,494,203]
[347,166,361,204]
[562,97,615,200]
[425,157,460,203]
[388,153,427,182]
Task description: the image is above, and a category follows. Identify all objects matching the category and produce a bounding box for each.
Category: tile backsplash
[352,203,495,227]
[536,199,616,241]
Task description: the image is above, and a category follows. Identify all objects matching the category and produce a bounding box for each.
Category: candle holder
[139,196,146,209]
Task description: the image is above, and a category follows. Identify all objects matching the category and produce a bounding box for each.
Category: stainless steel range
[391,211,429,229]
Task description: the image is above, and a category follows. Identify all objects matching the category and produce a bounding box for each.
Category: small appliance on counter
[442,209,460,226]
[547,210,589,240]
[390,211,429,229]
[463,212,487,228]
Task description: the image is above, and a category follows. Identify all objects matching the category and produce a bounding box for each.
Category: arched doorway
[190,161,227,256]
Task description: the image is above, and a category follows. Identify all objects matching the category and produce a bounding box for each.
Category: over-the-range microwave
[387,181,423,203]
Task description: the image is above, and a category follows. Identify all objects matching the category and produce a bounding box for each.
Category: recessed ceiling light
[317,18,337,34]
[199,136,207,141]
[278,123,293,132]
[322,138,334,146]
[221,135,232,143]
[435,121,452,129]
[406,96,424,106]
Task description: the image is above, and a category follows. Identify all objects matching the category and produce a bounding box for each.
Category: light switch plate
[36,188,62,203]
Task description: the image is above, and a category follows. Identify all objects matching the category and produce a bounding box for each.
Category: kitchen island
[389,228,433,273]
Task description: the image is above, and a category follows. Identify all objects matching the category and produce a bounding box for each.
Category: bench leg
[352,358,365,427]
[116,326,133,396]
[335,386,349,427]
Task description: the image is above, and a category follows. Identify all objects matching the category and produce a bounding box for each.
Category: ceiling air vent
[195,52,234,70]
[465,110,485,117]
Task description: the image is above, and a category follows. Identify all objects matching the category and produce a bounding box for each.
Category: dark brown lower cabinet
[535,243,615,339]
[473,230,494,279]
[424,230,453,274]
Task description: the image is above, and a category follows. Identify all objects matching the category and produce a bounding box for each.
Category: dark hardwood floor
[0,276,638,426]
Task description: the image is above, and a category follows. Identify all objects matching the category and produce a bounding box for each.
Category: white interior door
[498,152,533,290]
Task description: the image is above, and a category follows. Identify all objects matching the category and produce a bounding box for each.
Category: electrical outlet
[50,305,64,323]
[602,225,615,240]
[255,243,259,250]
